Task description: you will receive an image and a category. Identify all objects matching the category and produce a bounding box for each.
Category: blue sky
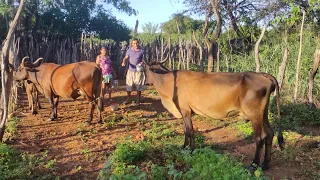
[103,0,190,32]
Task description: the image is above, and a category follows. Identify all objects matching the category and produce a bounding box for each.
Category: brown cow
[14,57,103,123]
[24,80,41,115]
[143,60,284,171]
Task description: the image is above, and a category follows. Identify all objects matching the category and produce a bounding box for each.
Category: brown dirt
[7,80,320,180]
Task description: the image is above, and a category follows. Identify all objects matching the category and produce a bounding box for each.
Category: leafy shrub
[0,143,55,180]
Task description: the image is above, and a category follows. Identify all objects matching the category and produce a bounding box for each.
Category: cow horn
[21,56,29,65]
[33,57,43,67]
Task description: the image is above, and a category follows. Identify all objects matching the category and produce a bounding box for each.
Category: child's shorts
[102,74,112,83]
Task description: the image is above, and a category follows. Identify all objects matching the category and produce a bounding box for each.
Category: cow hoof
[247,164,258,174]
[32,111,38,115]
[47,118,54,121]
[98,120,103,124]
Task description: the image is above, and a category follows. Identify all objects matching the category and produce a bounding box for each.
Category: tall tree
[0,0,26,142]
[0,0,137,41]
[142,22,159,34]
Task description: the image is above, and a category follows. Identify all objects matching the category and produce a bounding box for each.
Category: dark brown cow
[14,57,103,123]
[24,80,41,115]
[143,60,284,171]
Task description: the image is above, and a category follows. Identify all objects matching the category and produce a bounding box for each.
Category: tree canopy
[0,0,136,41]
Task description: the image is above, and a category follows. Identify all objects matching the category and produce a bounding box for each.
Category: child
[96,46,114,101]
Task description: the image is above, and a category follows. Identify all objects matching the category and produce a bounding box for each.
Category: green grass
[0,143,56,180]
[4,116,20,141]
[98,120,266,180]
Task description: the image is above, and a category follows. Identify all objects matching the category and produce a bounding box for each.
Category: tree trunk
[225,55,229,72]
[254,25,266,72]
[308,49,320,108]
[207,0,222,73]
[294,10,305,103]
[168,36,172,68]
[217,44,220,72]
[176,21,182,70]
[277,47,289,90]
[193,31,204,72]
[0,0,26,142]
[133,20,139,38]
[222,1,243,38]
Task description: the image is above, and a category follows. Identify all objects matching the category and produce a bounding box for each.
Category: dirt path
[8,80,319,179]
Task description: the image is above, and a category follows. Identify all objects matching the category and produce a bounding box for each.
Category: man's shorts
[126,70,147,91]
[102,74,112,83]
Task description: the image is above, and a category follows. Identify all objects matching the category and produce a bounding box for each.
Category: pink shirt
[99,55,112,75]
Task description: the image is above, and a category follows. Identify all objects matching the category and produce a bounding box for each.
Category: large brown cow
[14,57,103,123]
[143,60,284,171]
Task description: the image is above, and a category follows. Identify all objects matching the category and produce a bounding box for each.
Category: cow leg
[96,97,103,124]
[87,102,95,124]
[181,109,194,151]
[31,90,38,115]
[27,91,33,111]
[48,97,55,121]
[248,119,265,173]
[86,94,96,124]
[53,97,59,119]
[36,90,42,109]
[262,117,274,170]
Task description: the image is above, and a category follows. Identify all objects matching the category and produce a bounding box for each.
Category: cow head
[143,59,171,85]
[14,56,43,81]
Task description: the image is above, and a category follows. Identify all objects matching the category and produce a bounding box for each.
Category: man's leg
[125,91,131,103]
[136,91,141,105]
[124,71,133,104]
[107,83,112,100]
[102,83,107,98]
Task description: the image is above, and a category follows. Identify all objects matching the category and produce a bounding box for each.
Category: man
[121,38,146,105]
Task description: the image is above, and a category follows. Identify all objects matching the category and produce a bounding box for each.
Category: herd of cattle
[12,56,284,172]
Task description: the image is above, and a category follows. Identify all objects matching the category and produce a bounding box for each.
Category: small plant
[0,143,55,179]
[76,122,86,135]
[98,139,149,179]
[45,159,56,169]
[82,149,90,159]
[104,119,116,128]
[233,121,253,138]
[75,166,82,172]
[151,164,168,180]
[4,117,20,141]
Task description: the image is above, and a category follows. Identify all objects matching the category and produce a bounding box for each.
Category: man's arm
[122,55,129,66]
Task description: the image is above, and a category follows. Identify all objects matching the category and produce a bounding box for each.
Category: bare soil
[7,80,320,180]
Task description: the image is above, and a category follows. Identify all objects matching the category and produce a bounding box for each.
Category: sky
[103,0,193,32]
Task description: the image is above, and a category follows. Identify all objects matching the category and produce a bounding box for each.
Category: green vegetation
[3,117,20,141]
[98,120,266,180]
[0,143,56,180]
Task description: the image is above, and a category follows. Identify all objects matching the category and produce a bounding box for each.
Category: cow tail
[264,73,285,150]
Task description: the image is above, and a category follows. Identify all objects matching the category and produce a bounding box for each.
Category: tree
[142,22,159,34]
[0,0,26,141]
[89,6,131,41]
[137,22,160,44]
[161,13,202,35]
[0,0,137,42]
